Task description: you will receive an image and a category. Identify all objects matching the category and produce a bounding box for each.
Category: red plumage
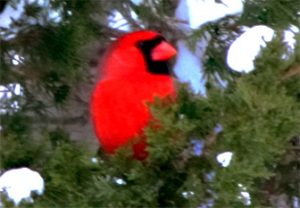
[90,30,177,159]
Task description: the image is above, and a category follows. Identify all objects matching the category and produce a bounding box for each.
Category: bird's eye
[137,41,145,48]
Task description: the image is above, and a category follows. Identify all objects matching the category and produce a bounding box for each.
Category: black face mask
[136,36,171,75]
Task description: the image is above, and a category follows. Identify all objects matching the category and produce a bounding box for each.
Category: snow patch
[175,0,243,94]
[238,183,251,206]
[108,10,130,31]
[283,25,299,51]
[226,25,275,73]
[0,1,25,28]
[91,157,98,164]
[174,41,206,95]
[239,191,251,206]
[0,168,44,206]
[114,177,126,185]
[12,54,24,66]
[191,139,204,156]
[108,10,139,32]
[131,0,144,5]
[217,151,233,167]
[0,83,23,99]
[182,191,195,198]
[227,25,299,73]
[186,0,244,29]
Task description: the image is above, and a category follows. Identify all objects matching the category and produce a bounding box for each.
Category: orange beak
[151,41,177,61]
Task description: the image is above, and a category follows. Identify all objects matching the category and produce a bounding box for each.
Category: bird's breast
[91,75,175,154]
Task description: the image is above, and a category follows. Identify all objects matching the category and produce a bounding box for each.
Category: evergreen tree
[0,0,299,207]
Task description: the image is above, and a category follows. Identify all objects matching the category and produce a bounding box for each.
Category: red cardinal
[91,30,177,159]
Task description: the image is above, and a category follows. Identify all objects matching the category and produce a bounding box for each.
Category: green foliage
[192,0,300,87]
[1,0,300,207]
[0,0,101,105]
[2,57,299,207]
[241,0,300,29]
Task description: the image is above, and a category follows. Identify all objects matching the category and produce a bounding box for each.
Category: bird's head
[101,30,177,79]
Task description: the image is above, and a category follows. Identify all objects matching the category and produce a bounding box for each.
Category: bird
[90,30,177,160]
